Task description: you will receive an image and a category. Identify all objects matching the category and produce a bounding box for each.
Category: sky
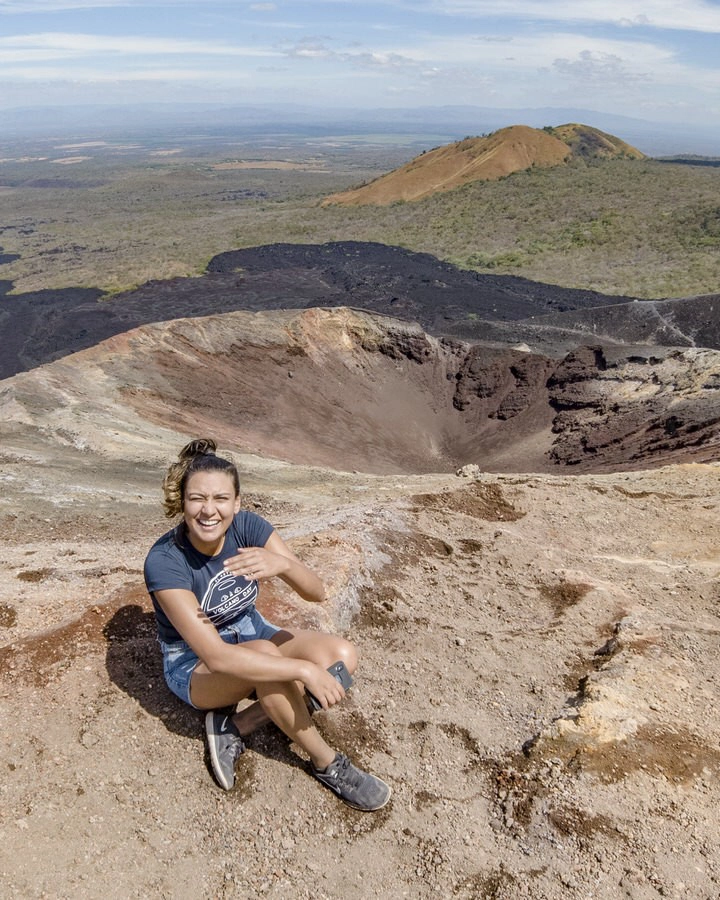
[1,0,719,129]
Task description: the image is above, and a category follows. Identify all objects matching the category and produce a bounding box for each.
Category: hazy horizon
[1,100,718,157]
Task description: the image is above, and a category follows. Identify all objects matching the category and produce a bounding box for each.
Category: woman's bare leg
[253,676,335,769]
[272,629,358,673]
[229,630,358,736]
[189,638,336,769]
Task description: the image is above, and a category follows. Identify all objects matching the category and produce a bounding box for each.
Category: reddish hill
[322,123,645,207]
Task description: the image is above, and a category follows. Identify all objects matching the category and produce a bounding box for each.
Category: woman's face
[182,470,241,555]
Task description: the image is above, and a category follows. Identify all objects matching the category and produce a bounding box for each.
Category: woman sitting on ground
[143,438,390,811]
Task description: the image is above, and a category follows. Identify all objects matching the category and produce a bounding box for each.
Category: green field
[1,135,719,299]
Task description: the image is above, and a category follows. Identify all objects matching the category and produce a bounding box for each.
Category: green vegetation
[1,144,720,299]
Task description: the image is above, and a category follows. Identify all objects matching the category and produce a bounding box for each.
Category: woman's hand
[223,546,289,582]
[225,532,326,602]
[301,662,347,711]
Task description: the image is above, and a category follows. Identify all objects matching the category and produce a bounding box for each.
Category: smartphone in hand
[307,660,353,712]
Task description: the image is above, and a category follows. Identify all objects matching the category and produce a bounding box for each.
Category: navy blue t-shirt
[144,510,274,643]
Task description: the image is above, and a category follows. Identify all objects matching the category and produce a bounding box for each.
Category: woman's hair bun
[178,438,217,461]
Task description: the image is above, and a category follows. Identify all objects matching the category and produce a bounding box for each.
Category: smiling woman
[142,437,391,811]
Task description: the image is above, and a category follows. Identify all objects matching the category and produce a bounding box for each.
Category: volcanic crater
[2,304,718,477]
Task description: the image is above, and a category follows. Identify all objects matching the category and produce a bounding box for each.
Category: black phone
[307,660,353,712]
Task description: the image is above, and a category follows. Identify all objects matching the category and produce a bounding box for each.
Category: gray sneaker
[312,753,391,811]
[205,710,245,790]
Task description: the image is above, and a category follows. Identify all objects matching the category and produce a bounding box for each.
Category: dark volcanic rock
[0,241,637,380]
[451,345,556,418]
[206,241,634,326]
[546,346,609,409]
[532,293,720,350]
[0,279,105,377]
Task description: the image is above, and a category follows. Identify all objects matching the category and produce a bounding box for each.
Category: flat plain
[1,129,720,299]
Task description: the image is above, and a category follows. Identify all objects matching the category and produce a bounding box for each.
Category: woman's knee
[272,630,358,672]
[334,636,358,674]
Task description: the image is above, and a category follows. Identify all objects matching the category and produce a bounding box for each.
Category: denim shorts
[159,607,281,708]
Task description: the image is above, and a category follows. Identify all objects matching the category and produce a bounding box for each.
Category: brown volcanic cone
[322,123,645,207]
[323,125,570,207]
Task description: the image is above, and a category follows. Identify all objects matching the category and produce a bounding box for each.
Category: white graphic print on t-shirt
[200,569,258,627]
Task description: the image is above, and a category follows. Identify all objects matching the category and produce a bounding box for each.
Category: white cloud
[0,47,81,62]
[281,39,422,71]
[423,0,720,33]
[0,31,279,57]
[391,30,672,71]
[0,63,247,80]
[551,50,651,86]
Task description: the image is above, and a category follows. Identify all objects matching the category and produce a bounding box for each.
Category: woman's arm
[154,587,328,689]
[222,530,326,602]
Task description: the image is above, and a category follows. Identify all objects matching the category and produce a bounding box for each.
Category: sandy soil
[1,310,719,898]
[1,436,719,899]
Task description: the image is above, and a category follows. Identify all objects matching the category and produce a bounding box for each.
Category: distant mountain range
[0,102,718,157]
[323,124,645,206]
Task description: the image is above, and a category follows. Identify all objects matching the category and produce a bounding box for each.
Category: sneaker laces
[221,733,246,764]
[330,754,362,789]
